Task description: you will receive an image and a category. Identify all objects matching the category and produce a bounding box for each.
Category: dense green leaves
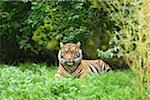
[0,63,140,99]
[30,0,96,50]
[0,0,109,62]
[91,0,145,60]
[0,0,136,63]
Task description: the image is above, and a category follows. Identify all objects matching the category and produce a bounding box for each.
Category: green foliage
[0,1,32,46]
[0,63,143,99]
[30,0,97,50]
[91,0,144,60]
[0,1,98,51]
[97,46,123,60]
[92,0,150,98]
[2,0,147,64]
[0,1,36,63]
[1,0,113,61]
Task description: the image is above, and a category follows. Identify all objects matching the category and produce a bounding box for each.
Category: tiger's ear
[60,42,64,48]
[76,42,81,47]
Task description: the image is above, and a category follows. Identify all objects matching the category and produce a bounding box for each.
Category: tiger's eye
[61,52,65,58]
[75,53,80,58]
[61,55,63,58]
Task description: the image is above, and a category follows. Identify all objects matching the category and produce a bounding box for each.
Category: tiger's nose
[67,59,73,62]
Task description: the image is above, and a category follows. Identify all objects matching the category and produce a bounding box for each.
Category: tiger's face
[58,42,83,66]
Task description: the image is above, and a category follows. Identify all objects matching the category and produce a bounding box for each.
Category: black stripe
[94,66,99,73]
[107,68,111,72]
[77,73,82,78]
[103,64,106,70]
[76,68,83,78]
[78,68,82,74]
[90,63,99,73]
[71,63,81,73]
[89,66,94,72]
[61,63,69,72]
[61,63,81,74]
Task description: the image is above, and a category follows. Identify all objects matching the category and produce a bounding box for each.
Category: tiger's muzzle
[66,59,74,66]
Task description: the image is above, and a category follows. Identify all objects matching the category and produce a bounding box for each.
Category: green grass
[0,63,139,100]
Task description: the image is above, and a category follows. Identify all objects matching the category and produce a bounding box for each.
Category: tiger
[55,42,112,79]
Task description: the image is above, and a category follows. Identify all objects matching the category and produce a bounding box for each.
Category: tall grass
[92,0,150,99]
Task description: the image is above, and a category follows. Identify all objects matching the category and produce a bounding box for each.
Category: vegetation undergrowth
[0,63,141,100]
[92,0,150,98]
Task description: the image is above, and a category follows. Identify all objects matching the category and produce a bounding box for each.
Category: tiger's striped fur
[55,42,112,79]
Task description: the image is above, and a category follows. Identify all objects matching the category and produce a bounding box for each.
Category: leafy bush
[0,1,100,51]
[91,0,150,98]
[30,1,95,50]
[97,46,122,60]
[0,0,115,62]
[0,63,141,99]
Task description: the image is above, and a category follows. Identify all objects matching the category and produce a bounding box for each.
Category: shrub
[0,0,114,62]
[91,0,150,98]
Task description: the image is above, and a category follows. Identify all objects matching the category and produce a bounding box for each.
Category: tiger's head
[58,42,83,66]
